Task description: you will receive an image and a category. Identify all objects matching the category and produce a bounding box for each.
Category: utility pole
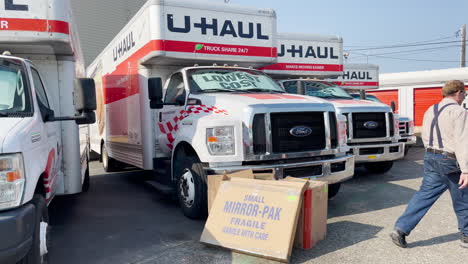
[461,24,466,67]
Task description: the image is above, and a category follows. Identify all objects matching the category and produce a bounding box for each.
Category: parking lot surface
[48,147,468,263]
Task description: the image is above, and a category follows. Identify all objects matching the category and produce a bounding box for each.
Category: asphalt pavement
[48,147,468,264]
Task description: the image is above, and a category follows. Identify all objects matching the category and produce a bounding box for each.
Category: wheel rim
[39,220,48,261]
[179,169,195,208]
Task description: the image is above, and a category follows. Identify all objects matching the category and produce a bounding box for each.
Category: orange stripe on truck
[0,18,69,34]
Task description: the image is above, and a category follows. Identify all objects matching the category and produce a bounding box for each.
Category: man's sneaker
[390,229,407,248]
[461,234,468,248]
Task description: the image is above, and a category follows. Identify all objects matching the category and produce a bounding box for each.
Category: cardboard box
[284,177,328,249]
[200,178,306,262]
[207,169,276,213]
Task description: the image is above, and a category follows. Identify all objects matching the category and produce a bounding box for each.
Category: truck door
[31,67,60,198]
[158,72,187,152]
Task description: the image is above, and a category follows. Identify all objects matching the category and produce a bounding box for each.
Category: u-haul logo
[278,44,339,59]
[343,71,373,80]
[167,14,269,40]
[2,0,28,11]
[112,32,136,62]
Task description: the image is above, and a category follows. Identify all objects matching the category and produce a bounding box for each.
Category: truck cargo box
[0,0,79,56]
[260,33,343,78]
[93,0,277,74]
[329,64,379,90]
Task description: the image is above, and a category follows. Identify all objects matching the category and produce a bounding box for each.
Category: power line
[345,40,462,52]
[345,35,457,48]
[349,54,459,63]
[350,45,459,59]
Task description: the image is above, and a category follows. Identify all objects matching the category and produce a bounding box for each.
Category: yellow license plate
[368,155,377,159]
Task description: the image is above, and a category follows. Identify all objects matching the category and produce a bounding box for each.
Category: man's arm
[453,108,468,188]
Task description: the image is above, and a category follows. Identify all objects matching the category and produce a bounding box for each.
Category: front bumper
[349,142,405,163]
[399,135,417,146]
[204,154,355,184]
[0,204,35,264]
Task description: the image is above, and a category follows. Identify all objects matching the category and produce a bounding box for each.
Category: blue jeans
[395,152,468,236]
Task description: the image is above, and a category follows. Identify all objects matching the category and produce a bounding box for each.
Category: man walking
[391,80,468,248]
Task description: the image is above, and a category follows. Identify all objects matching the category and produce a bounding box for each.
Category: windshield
[351,93,382,103]
[282,80,354,99]
[0,58,32,116]
[364,94,382,103]
[304,81,354,99]
[188,68,285,93]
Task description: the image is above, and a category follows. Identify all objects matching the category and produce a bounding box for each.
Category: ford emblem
[290,126,313,137]
[363,121,379,129]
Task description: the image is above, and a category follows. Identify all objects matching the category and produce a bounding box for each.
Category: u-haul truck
[328,64,417,154]
[0,0,96,263]
[88,0,354,219]
[263,34,404,175]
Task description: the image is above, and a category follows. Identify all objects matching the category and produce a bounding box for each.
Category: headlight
[408,120,414,134]
[206,126,235,155]
[394,116,400,136]
[0,154,25,210]
[336,114,348,147]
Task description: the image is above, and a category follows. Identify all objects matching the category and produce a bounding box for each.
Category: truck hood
[0,118,26,153]
[327,99,392,113]
[191,93,336,114]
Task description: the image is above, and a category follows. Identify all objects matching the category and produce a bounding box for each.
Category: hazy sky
[208,0,468,73]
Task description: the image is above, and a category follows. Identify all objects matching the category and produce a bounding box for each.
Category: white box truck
[334,64,417,154]
[263,34,404,174]
[88,0,355,219]
[0,1,96,263]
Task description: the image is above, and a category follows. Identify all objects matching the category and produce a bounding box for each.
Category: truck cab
[350,93,417,154]
[149,66,354,217]
[0,1,96,263]
[279,79,404,172]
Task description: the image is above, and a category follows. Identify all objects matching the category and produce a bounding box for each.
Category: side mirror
[359,90,366,100]
[44,108,55,122]
[76,112,96,125]
[74,78,97,113]
[390,101,396,113]
[296,80,305,95]
[148,77,163,109]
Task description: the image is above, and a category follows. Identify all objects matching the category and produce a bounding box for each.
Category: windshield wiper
[313,95,352,99]
[199,88,238,93]
[241,88,285,93]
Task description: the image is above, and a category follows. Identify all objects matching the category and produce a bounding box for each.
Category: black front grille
[359,147,384,155]
[253,114,266,155]
[399,121,409,135]
[284,165,323,177]
[352,113,387,138]
[271,112,326,153]
[389,113,394,136]
[329,112,338,149]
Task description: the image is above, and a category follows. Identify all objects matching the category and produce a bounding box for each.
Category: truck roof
[88,0,277,75]
[0,0,79,56]
[260,32,344,78]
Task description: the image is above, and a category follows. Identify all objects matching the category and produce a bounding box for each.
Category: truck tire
[18,194,49,264]
[328,183,341,199]
[173,152,208,219]
[101,144,118,172]
[364,161,394,174]
[82,160,90,192]
[404,146,410,156]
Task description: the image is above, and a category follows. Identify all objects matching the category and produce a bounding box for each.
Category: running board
[145,180,174,195]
